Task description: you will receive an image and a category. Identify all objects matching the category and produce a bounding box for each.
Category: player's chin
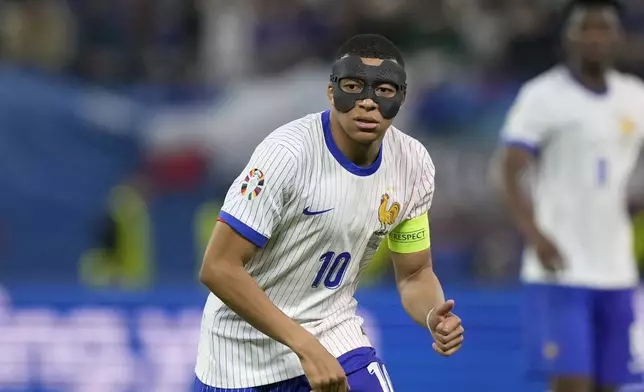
[348,127,386,144]
[580,47,614,66]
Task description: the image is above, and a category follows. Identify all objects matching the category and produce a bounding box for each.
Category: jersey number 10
[312,251,352,289]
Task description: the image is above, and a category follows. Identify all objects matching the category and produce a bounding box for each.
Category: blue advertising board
[1,285,643,392]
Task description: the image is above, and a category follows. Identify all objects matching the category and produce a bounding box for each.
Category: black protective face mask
[330,55,407,119]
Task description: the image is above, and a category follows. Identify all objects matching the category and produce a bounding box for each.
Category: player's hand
[296,339,349,392]
[533,233,564,272]
[427,300,464,357]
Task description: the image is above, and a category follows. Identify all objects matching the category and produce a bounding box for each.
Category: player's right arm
[499,84,563,271]
[199,139,349,392]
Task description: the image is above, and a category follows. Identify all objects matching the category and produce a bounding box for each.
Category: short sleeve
[218,141,297,248]
[501,84,553,155]
[405,147,436,221]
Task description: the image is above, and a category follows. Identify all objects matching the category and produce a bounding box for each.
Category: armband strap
[387,214,431,254]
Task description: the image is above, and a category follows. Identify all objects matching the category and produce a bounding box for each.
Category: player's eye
[375,85,396,98]
[341,83,363,93]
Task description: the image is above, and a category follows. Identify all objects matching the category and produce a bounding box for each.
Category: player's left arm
[389,148,463,357]
[390,216,464,357]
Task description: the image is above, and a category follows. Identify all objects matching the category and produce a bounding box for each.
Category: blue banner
[1,285,643,392]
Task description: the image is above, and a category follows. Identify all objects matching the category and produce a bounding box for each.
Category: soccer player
[500,1,644,392]
[193,34,464,392]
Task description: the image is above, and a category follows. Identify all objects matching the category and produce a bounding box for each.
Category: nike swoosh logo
[303,207,334,216]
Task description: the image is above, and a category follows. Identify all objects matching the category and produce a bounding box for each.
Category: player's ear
[326,83,334,104]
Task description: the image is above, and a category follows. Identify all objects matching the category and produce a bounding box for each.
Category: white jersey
[195,110,435,388]
[503,66,644,289]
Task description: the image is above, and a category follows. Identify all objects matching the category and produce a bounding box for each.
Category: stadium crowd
[1,0,643,84]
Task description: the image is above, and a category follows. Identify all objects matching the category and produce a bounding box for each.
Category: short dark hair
[562,0,624,23]
[335,34,405,68]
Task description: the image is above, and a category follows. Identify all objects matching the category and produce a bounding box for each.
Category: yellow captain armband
[387,214,431,254]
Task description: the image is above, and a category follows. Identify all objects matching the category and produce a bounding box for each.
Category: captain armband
[387,214,431,254]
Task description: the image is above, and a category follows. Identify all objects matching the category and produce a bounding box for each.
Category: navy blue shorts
[193,347,395,392]
[523,284,637,386]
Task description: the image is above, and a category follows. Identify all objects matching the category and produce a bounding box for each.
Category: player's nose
[357,98,378,111]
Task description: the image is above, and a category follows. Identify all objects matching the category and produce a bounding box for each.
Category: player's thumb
[436,299,455,316]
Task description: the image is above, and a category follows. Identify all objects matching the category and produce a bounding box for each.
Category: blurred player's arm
[499,84,563,271]
[501,147,542,243]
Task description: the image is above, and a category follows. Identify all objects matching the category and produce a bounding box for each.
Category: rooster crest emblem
[620,117,635,135]
[375,192,401,236]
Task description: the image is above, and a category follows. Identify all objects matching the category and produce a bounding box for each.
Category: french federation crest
[241,168,264,200]
[620,116,635,135]
[375,192,400,236]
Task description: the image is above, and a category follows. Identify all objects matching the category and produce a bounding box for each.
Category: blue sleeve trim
[218,211,269,248]
[504,139,540,157]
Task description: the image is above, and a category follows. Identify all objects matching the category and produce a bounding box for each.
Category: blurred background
[0,0,643,390]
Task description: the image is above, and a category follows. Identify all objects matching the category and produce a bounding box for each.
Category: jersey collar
[321,110,383,177]
[564,65,610,96]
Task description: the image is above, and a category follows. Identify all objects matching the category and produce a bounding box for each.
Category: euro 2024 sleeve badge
[241,168,264,200]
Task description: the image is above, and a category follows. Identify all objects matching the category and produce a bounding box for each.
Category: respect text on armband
[389,228,427,243]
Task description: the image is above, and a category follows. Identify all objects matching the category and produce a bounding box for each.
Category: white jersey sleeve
[502,82,556,154]
[405,145,436,220]
[219,138,298,248]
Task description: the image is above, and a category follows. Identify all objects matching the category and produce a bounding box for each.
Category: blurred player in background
[194,34,464,392]
[500,1,644,391]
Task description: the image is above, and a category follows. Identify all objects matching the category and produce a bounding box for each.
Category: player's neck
[329,114,381,167]
[566,60,608,94]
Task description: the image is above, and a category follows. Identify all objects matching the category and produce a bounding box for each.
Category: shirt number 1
[597,158,607,187]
